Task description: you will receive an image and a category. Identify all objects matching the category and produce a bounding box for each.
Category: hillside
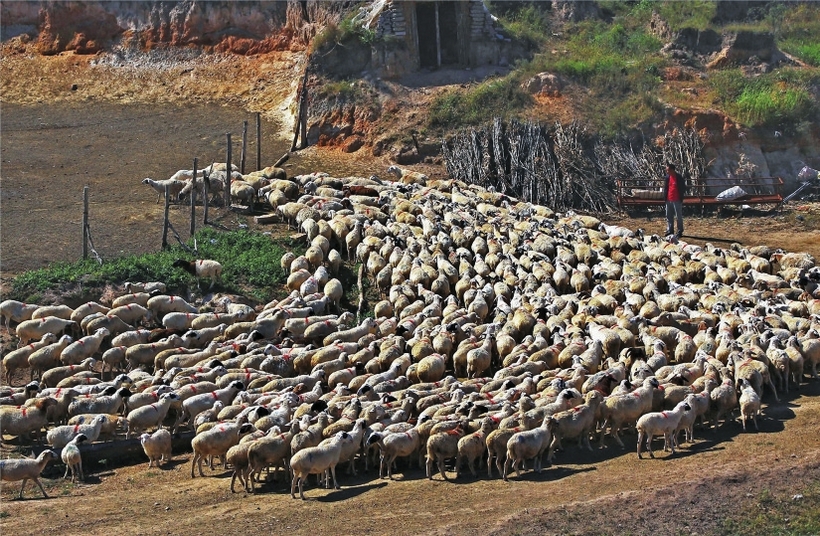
[2,0,819,188]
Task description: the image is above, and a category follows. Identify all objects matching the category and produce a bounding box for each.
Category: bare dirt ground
[2,45,820,535]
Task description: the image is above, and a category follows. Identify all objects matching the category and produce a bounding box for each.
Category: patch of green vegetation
[721,482,820,535]
[655,0,716,31]
[708,68,817,128]
[317,79,364,101]
[428,75,531,129]
[490,2,551,50]
[7,228,293,304]
[0,511,9,519]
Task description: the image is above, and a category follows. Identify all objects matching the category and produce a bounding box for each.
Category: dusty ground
[2,44,820,535]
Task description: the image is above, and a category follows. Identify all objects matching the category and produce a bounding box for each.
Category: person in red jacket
[663,163,685,237]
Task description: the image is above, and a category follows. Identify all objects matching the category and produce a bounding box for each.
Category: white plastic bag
[715,185,748,201]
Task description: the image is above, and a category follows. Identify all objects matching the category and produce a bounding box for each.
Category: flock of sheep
[2,161,820,500]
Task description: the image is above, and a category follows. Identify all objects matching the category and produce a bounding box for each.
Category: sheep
[598,376,660,448]
[738,378,761,431]
[27,334,74,381]
[387,165,428,186]
[125,392,181,439]
[182,380,245,427]
[58,328,109,366]
[106,303,152,327]
[111,292,152,309]
[173,259,223,289]
[61,433,88,482]
[15,316,77,347]
[124,281,167,295]
[503,415,558,481]
[636,400,692,459]
[0,381,41,406]
[0,299,40,331]
[0,449,58,498]
[290,431,354,499]
[110,328,152,349]
[230,179,257,212]
[83,314,133,338]
[142,177,186,203]
[190,421,256,478]
[456,417,494,478]
[425,423,466,481]
[3,333,57,385]
[146,294,198,318]
[125,334,186,370]
[140,429,173,468]
[31,304,74,321]
[67,386,131,417]
[46,413,107,449]
[547,390,605,463]
[226,441,255,492]
[368,428,421,480]
[41,357,97,388]
[67,413,125,441]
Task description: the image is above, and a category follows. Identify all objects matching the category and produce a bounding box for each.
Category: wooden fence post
[203,170,210,224]
[225,133,232,210]
[256,112,262,171]
[82,186,89,259]
[162,184,170,249]
[190,157,198,238]
[240,120,248,175]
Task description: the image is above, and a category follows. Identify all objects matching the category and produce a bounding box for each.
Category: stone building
[360,0,521,77]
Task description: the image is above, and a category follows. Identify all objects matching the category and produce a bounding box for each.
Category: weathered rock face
[0,1,302,54]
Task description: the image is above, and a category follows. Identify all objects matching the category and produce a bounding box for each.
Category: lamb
[226,440,255,492]
[738,378,761,431]
[46,413,107,449]
[0,449,58,498]
[503,415,558,481]
[27,334,74,381]
[0,299,40,331]
[173,259,223,289]
[456,417,493,478]
[636,400,692,458]
[190,421,256,477]
[61,433,88,482]
[289,431,354,499]
[125,392,181,439]
[2,333,57,385]
[140,429,173,468]
[142,177,186,204]
[41,357,98,388]
[15,316,77,347]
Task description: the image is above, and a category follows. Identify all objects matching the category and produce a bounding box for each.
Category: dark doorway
[416,2,438,68]
[438,1,459,65]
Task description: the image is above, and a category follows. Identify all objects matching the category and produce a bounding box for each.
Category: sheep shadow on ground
[496,465,594,483]
[313,481,389,502]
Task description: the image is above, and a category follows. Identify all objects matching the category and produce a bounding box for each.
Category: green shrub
[781,40,820,66]
[656,0,716,31]
[428,76,531,129]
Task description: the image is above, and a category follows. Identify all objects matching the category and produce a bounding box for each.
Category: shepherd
[663,162,685,238]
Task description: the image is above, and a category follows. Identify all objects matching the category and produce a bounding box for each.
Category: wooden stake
[162,184,170,249]
[256,112,262,171]
[203,169,210,224]
[82,186,89,259]
[225,133,232,210]
[240,120,248,175]
[190,157,198,238]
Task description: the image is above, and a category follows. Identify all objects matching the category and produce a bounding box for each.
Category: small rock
[70,83,78,91]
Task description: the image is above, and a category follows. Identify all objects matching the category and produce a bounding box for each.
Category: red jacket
[664,170,684,202]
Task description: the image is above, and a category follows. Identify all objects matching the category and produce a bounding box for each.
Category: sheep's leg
[290,474,298,499]
[637,431,645,459]
[18,478,29,499]
[33,476,48,498]
[64,464,71,480]
[647,433,655,459]
[425,455,433,480]
[437,455,447,481]
[502,458,510,481]
[230,471,239,493]
[330,464,339,490]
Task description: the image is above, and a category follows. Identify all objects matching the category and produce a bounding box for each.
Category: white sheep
[31,304,74,321]
[172,259,223,289]
[182,380,245,427]
[0,299,40,331]
[41,357,98,388]
[290,431,354,499]
[59,328,110,365]
[140,429,173,468]
[503,416,557,481]
[15,316,77,347]
[67,413,125,441]
[125,392,181,439]
[61,433,88,482]
[2,333,57,385]
[111,292,152,309]
[27,334,74,381]
[636,400,692,459]
[46,413,107,449]
[738,379,761,431]
[0,449,58,498]
[106,303,152,326]
[190,421,256,477]
[142,177,186,204]
[146,294,198,318]
[124,281,167,294]
[162,312,202,331]
[387,165,428,186]
[67,386,131,417]
[368,427,420,480]
[0,397,59,444]
[69,301,111,324]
